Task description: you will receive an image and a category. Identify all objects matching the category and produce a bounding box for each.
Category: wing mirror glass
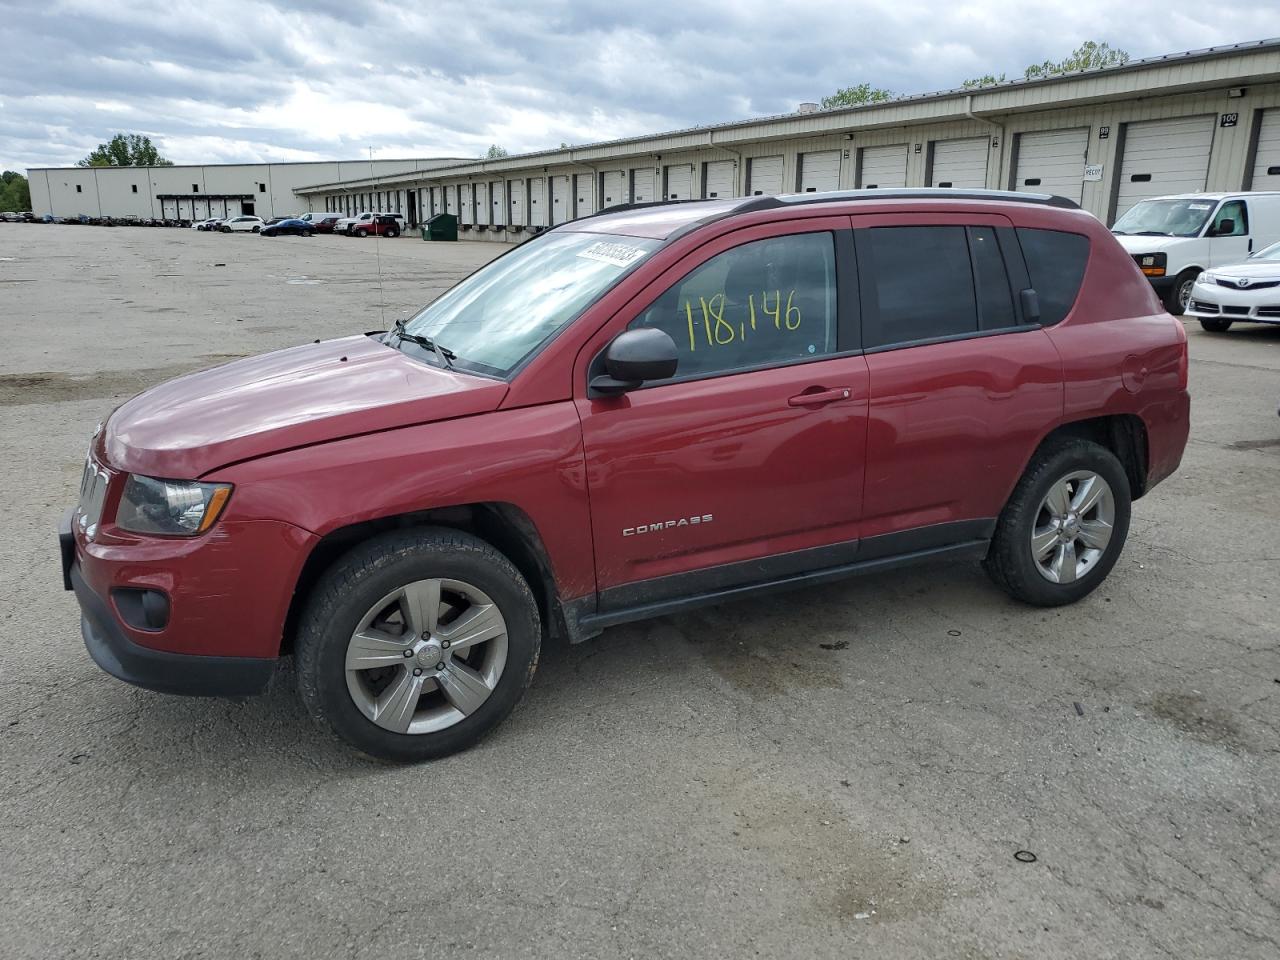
[590,328,678,396]
[1211,218,1235,236]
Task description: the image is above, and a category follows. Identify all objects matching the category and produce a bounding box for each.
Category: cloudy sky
[1,0,1274,171]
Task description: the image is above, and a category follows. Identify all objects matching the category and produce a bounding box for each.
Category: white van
[1112,192,1280,314]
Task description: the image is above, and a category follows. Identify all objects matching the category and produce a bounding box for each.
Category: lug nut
[441,640,451,649]
[436,661,446,671]
[412,667,423,676]
[403,649,413,658]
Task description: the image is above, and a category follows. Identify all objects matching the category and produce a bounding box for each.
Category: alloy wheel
[344,578,509,734]
[1031,470,1115,584]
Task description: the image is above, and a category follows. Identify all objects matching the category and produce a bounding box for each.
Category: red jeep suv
[60,189,1190,761]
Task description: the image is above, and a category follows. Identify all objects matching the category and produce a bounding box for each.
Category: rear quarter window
[1016,228,1090,325]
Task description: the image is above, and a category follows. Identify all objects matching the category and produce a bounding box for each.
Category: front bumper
[1186,281,1280,323]
[59,508,312,697]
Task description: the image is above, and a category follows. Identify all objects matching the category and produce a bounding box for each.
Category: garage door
[1250,109,1280,190]
[1115,115,1215,218]
[857,144,908,189]
[601,170,626,207]
[574,173,596,217]
[489,181,504,225]
[665,163,693,200]
[930,137,990,188]
[631,167,655,203]
[550,175,571,225]
[529,177,546,226]
[702,159,734,198]
[747,155,784,195]
[474,182,488,225]
[459,184,474,225]
[798,150,841,193]
[1013,128,1089,204]
[509,179,525,225]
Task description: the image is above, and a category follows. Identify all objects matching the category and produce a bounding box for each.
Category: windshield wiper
[392,319,455,369]
[1132,230,1172,236]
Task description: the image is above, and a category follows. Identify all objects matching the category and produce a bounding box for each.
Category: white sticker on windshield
[1188,202,1213,210]
[577,240,649,268]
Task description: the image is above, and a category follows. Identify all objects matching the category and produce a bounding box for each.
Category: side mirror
[590,328,678,397]
[1212,218,1235,236]
[1019,288,1042,325]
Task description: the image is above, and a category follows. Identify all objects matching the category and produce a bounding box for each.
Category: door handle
[788,387,852,407]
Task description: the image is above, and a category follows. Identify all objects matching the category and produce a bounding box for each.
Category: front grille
[1215,278,1280,290]
[1223,305,1250,316]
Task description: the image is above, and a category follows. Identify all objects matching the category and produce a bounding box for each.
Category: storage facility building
[292,38,1280,242]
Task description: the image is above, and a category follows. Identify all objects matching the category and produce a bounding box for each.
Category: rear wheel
[387,228,400,238]
[296,528,541,762]
[1165,268,1200,315]
[984,439,1131,606]
[251,225,260,233]
[356,228,368,237]
[1199,318,1233,333]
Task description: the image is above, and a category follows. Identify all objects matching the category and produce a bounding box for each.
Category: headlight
[1198,272,1217,284]
[1134,253,1167,277]
[116,475,233,536]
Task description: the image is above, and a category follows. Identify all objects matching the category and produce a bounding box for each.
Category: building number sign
[1221,113,1239,127]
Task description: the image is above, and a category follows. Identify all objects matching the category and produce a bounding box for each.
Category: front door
[576,219,869,609]
[1207,199,1252,264]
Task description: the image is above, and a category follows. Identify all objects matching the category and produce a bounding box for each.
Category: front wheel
[1165,268,1200,315]
[251,225,260,233]
[296,528,541,762]
[984,439,1131,606]
[1199,318,1233,333]
[356,228,368,237]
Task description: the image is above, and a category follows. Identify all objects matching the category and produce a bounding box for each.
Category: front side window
[628,232,837,381]
[402,231,659,377]
[1211,200,1248,236]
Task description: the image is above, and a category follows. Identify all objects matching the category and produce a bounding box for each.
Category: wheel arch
[1032,414,1150,500]
[280,502,572,655]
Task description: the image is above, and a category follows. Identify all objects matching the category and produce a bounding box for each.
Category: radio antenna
[370,145,386,329]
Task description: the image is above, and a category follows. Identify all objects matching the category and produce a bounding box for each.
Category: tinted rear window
[861,225,978,347]
[1016,228,1089,325]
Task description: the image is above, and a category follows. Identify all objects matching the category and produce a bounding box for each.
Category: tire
[983,439,1131,607]
[304,230,314,237]
[387,229,399,239]
[251,225,260,233]
[356,228,368,237]
[1199,318,1233,333]
[221,226,231,233]
[1164,268,1200,315]
[296,527,541,762]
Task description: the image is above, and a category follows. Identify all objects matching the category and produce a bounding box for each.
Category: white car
[334,211,405,236]
[220,215,265,233]
[193,218,223,231]
[1185,240,1280,332]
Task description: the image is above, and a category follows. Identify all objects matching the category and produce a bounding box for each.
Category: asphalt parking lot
[1,224,1278,960]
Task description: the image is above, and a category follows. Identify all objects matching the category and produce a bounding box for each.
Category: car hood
[1113,235,1199,255]
[1200,260,1280,280]
[103,335,509,478]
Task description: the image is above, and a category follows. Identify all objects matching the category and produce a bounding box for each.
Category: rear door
[577,219,870,604]
[854,213,1064,547]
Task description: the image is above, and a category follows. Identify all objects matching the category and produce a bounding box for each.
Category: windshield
[1112,199,1217,237]
[398,231,660,377]
[1251,240,1280,261]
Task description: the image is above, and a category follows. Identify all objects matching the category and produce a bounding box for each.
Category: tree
[963,41,1130,88]
[485,144,509,159]
[77,133,173,167]
[0,171,31,212]
[820,83,894,110]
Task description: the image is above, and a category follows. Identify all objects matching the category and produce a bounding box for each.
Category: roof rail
[772,188,1081,210]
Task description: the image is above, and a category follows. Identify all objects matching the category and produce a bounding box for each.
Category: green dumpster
[422,212,458,241]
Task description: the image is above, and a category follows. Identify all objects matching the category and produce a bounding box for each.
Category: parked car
[335,211,405,236]
[194,218,223,231]
[1112,191,1280,314]
[260,218,315,237]
[1185,239,1280,331]
[0,211,25,222]
[310,214,344,234]
[60,188,1190,762]
[350,214,401,238]
[220,216,265,233]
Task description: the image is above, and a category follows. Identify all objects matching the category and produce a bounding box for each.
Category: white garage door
[575,173,596,217]
[508,179,525,225]
[445,187,457,216]
[747,155,784,195]
[1115,115,1215,218]
[664,163,693,200]
[528,177,546,226]
[857,144,908,189]
[459,183,474,225]
[703,160,734,198]
[474,182,488,225]
[930,137,990,188]
[550,175,571,225]
[601,170,626,207]
[798,150,841,193]
[631,167,655,203]
[1014,128,1089,204]
[1250,109,1280,190]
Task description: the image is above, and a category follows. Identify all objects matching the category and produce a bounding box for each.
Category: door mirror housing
[590,328,679,396]
[1019,288,1042,325]
[1211,217,1236,236]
